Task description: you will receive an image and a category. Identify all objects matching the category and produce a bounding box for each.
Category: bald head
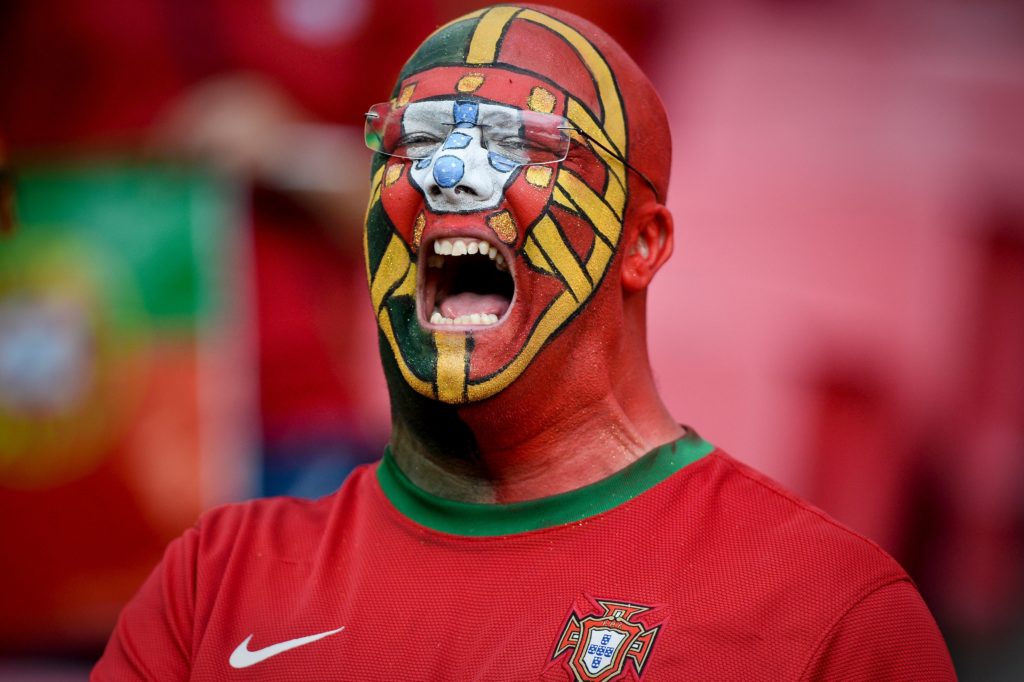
[395,4,671,205]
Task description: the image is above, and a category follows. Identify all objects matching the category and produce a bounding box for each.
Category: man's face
[364,8,637,405]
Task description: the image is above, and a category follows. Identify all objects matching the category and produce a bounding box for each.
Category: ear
[621,203,674,292]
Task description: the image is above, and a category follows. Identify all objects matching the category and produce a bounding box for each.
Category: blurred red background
[1,1,1022,679]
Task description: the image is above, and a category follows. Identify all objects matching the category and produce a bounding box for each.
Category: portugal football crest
[551,598,662,681]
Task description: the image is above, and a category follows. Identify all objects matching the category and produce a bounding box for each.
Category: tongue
[440,293,510,319]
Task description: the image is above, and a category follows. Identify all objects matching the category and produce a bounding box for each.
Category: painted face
[364,5,668,405]
[403,100,525,213]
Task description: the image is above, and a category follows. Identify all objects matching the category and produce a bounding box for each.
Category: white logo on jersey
[229,627,345,668]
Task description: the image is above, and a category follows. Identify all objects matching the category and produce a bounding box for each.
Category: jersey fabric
[92,431,956,680]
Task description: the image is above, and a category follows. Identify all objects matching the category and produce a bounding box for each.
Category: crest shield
[551,598,662,682]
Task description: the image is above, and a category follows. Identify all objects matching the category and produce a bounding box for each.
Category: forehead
[393,7,612,116]
[393,66,568,118]
[402,100,526,130]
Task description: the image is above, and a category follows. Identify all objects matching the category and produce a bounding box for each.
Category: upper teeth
[431,238,505,269]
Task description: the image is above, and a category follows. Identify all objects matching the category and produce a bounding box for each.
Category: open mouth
[421,237,514,327]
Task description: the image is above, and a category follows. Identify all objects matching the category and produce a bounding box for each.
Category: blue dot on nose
[433,155,465,188]
[442,132,472,150]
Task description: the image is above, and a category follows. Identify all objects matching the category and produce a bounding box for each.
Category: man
[94,5,956,680]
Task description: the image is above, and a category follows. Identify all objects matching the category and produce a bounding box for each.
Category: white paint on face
[405,100,520,214]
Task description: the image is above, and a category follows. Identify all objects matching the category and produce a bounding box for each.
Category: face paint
[364,5,669,406]
[403,100,520,214]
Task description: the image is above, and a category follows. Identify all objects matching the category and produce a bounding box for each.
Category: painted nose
[433,155,467,189]
[420,126,498,205]
[425,152,494,203]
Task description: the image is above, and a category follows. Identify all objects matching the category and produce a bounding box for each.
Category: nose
[421,129,498,206]
[430,155,488,197]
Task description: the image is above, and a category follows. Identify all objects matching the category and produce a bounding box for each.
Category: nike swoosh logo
[229,627,345,669]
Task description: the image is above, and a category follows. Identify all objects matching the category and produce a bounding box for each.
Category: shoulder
[92,462,382,680]
[694,449,907,585]
[799,578,957,680]
[666,450,954,678]
[168,463,380,645]
[661,449,915,637]
[191,461,379,563]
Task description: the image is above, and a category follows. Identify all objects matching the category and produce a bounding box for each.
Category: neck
[386,303,682,503]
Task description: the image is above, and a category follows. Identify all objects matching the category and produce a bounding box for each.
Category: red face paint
[364,5,669,407]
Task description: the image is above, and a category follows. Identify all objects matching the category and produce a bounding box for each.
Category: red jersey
[93,432,955,680]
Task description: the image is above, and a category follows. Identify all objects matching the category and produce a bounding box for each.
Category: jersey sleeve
[91,525,199,681]
[799,580,957,681]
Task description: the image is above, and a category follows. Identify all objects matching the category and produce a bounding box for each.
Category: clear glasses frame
[363,102,662,201]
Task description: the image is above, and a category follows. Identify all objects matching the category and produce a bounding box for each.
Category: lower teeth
[430,311,499,325]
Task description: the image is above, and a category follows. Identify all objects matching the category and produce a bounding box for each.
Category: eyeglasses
[364,101,571,166]
[364,101,661,201]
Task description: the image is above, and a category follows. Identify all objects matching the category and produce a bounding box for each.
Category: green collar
[376,430,714,537]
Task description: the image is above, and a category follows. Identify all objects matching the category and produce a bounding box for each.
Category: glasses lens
[363,102,571,165]
[483,110,570,165]
[364,102,451,159]
[364,105,385,153]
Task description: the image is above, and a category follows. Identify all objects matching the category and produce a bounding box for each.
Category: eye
[491,136,529,152]
[394,131,446,158]
[490,136,550,165]
[487,124,569,165]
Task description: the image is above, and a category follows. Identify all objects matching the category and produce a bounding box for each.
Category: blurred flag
[0,139,15,236]
[0,161,256,654]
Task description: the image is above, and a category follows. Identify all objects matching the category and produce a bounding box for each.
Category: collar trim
[376,430,714,536]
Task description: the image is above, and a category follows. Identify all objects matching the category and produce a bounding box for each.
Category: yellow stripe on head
[467,291,580,401]
[467,6,521,65]
[435,333,469,403]
[370,234,412,313]
[378,309,434,396]
[517,9,626,155]
[555,170,623,249]
[530,215,592,302]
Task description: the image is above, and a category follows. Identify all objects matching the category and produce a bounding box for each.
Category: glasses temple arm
[567,128,662,203]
